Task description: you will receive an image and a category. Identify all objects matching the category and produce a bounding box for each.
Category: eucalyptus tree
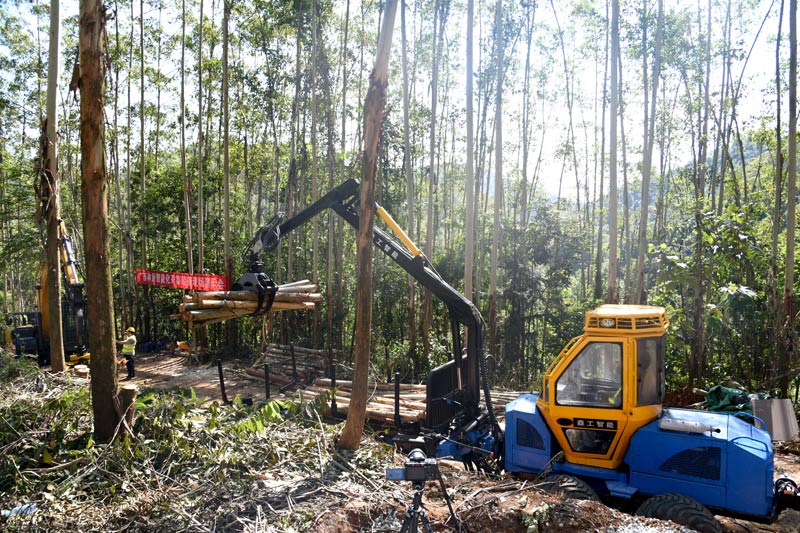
[0,7,48,312]
[42,0,65,371]
[339,0,398,452]
[222,0,235,348]
[400,0,418,372]
[690,0,713,386]
[421,0,447,361]
[181,0,194,280]
[781,0,797,395]
[80,0,119,441]
[633,0,664,305]
[488,0,503,356]
[608,0,620,304]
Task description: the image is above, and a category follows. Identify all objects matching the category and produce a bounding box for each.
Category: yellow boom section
[376,206,421,257]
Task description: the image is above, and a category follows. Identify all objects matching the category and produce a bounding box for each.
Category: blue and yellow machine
[500,305,790,531]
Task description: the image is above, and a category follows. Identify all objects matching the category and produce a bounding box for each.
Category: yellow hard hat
[126,327,135,334]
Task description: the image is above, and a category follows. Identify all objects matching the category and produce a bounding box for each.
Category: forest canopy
[0,0,797,394]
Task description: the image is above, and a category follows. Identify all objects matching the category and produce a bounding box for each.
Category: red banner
[135,269,230,291]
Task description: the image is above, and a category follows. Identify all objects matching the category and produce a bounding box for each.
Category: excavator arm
[38,220,88,362]
[235,179,498,438]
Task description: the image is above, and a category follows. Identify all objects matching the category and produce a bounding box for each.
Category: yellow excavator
[13,221,89,365]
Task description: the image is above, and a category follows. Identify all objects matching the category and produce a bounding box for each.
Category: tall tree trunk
[770,0,785,386]
[181,0,194,277]
[44,0,64,371]
[689,0,713,386]
[321,35,337,352]
[139,0,150,339]
[311,0,320,347]
[634,0,663,304]
[422,0,443,362]
[488,0,503,356]
[400,0,417,373]
[335,0,351,350]
[153,4,162,174]
[222,0,235,350]
[196,0,207,348]
[113,0,127,331]
[286,15,303,297]
[781,0,798,396]
[338,0,397,451]
[125,0,135,330]
[594,1,609,300]
[464,0,476,303]
[608,0,620,304]
[80,0,119,441]
[520,1,536,229]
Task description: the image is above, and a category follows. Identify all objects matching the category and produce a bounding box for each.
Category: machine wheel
[635,493,722,533]
[539,474,599,501]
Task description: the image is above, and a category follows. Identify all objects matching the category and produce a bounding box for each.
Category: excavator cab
[536,305,667,469]
[8,311,40,356]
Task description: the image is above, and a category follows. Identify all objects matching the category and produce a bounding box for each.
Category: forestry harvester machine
[12,220,89,366]
[234,179,800,532]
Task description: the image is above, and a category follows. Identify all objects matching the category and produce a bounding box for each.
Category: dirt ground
[125,350,265,402]
[121,353,800,532]
[309,460,800,533]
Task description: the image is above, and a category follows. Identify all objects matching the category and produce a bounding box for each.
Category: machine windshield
[556,342,622,408]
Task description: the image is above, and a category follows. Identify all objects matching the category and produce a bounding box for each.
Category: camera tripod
[399,468,460,533]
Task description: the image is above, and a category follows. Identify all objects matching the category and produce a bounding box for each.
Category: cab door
[537,336,631,469]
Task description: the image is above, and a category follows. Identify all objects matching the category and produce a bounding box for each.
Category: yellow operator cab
[536,305,668,469]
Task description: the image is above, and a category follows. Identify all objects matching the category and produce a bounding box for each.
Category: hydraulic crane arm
[236,178,495,428]
[58,220,83,287]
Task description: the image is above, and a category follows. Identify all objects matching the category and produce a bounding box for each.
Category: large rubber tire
[635,493,722,533]
[539,474,599,501]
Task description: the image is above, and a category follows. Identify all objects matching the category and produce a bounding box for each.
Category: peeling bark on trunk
[44,0,64,371]
[79,0,120,441]
[338,0,397,451]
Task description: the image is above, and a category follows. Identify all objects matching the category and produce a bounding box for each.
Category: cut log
[244,366,294,384]
[314,378,425,392]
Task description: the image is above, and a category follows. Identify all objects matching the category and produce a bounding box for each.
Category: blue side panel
[505,393,557,474]
[626,408,774,518]
[726,428,774,517]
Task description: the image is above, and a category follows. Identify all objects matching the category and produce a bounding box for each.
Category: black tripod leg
[419,511,435,533]
[400,484,425,533]
[438,472,461,533]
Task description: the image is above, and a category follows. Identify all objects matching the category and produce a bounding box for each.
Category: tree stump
[118,384,138,436]
[73,364,90,378]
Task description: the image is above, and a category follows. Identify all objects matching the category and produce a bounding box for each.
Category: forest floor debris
[1,353,800,532]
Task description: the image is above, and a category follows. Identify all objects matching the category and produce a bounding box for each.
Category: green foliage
[650,198,777,389]
[0,365,388,530]
[0,0,793,400]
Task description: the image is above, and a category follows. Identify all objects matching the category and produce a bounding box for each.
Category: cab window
[556,342,622,408]
[636,336,664,406]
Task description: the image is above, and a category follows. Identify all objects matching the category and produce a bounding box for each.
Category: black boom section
[268,179,486,422]
[330,198,483,417]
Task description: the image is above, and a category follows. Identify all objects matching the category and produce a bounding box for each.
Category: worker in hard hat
[116,327,137,380]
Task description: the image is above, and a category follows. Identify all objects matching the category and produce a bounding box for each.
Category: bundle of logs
[244,344,331,388]
[177,280,322,327]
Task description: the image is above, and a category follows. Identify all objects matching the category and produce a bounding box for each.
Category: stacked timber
[244,344,331,386]
[178,280,321,327]
[308,378,525,427]
[306,378,428,427]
